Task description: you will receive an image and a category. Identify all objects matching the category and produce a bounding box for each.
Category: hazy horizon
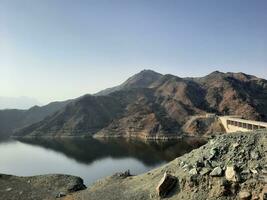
[1,0,267,104]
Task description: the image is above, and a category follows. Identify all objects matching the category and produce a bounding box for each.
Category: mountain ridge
[11,69,267,138]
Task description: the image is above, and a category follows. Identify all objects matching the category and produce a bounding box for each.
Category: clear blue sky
[1,0,266,104]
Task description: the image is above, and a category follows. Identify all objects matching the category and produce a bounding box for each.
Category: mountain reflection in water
[18,137,206,165]
[0,137,206,185]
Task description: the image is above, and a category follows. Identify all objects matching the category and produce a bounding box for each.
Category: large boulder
[156,172,177,197]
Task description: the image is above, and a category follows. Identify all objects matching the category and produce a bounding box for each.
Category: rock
[156,172,177,197]
[195,160,205,168]
[209,147,218,160]
[204,160,212,168]
[250,151,260,160]
[56,192,66,198]
[210,166,223,176]
[225,166,239,182]
[232,142,240,148]
[5,188,12,192]
[182,164,188,169]
[115,170,131,178]
[250,169,258,174]
[189,168,198,175]
[239,190,251,200]
[211,160,220,168]
[261,186,267,200]
[200,168,211,176]
[182,164,192,172]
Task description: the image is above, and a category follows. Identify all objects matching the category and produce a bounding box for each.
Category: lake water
[0,137,205,186]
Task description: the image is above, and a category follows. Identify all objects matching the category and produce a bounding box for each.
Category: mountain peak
[122,69,163,87]
[138,69,160,74]
[208,70,225,76]
[95,69,162,96]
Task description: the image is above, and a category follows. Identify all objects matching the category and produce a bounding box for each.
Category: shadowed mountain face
[0,101,71,138]
[4,70,267,138]
[17,137,206,166]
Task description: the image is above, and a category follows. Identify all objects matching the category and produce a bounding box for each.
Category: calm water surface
[0,137,205,186]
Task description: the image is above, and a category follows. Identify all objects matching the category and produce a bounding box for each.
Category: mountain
[10,70,267,138]
[0,100,71,137]
[0,96,41,109]
[95,69,163,96]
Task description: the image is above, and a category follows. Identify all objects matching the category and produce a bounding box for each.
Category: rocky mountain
[11,70,267,138]
[95,69,163,96]
[0,100,71,137]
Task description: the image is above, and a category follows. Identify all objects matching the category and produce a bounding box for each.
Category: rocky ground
[0,174,86,200]
[63,130,267,200]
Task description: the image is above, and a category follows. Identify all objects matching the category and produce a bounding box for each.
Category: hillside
[0,100,70,137]
[11,70,267,138]
[65,130,267,200]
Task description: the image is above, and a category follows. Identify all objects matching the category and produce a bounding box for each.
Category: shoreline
[3,131,266,199]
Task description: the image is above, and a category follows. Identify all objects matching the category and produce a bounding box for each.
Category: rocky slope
[0,100,70,137]
[182,115,225,136]
[13,70,267,138]
[0,174,86,200]
[64,130,267,200]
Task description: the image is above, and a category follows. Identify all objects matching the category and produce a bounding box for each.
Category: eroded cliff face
[64,130,267,200]
[13,70,267,138]
[182,115,225,136]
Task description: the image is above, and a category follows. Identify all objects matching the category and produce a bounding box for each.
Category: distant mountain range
[0,96,41,110]
[1,69,267,138]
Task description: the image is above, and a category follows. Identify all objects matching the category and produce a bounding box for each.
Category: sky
[0,0,267,105]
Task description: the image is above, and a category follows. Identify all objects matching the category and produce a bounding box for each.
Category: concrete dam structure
[219,116,267,133]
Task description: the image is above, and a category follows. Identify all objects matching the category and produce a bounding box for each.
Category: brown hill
[13,70,267,138]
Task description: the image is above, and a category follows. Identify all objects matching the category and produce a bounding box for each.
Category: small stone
[156,172,177,197]
[241,169,251,174]
[210,166,223,176]
[225,166,239,182]
[232,143,240,148]
[5,188,12,192]
[250,151,260,160]
[200,168,211,176]
[250,169,258,174]
[239,190,251,200]
[182,164,188,169]
[209,148,218,160]
[189,168,198,175]
[115,169,131,178]
[56,192,66,198]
